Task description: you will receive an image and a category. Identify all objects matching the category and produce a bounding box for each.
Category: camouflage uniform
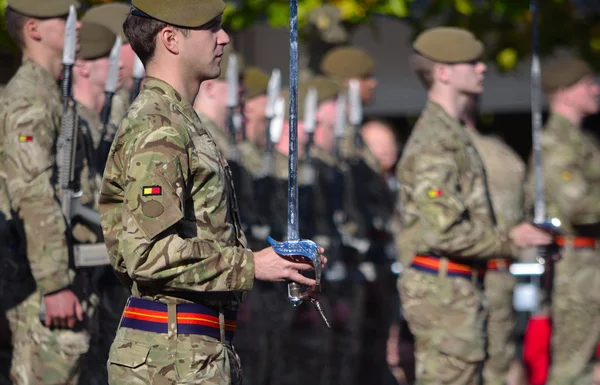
[397,102,514,385]
[539,114,600,385]
[99,78,255,385]
[468,130,524,385]
[0,58,90,385]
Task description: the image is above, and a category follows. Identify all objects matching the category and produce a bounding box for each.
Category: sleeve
[3,98,71,295]
[120,126,254,292]
[543,141,600,225]
[411,140,510,259]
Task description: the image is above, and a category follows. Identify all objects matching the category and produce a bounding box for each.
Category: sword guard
[268,236,330,328]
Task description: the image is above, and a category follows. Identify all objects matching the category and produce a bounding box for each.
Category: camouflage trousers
[399,268,487,385]
[548,245,600,385]
[6,290,91,385]
[483,269,516,385]
[108,326,242,385]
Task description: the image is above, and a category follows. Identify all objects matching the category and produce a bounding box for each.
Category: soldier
[396,27,552,385]
[462,95,524,385]
[0,1,90,384]
[536,57,600,385]
[81,3,133,126]
[100,2,325,384]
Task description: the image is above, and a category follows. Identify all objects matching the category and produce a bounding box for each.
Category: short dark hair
[123,14,189,66]
[5,7,27,49]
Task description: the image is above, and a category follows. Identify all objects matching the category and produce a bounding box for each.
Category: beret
[320,46,375,80]
[542,57,593,94]
[306,75,343,105]
[7,0,79,18]
[413,27,484,64]
[243,67,269,100]
[131,0,225,28]
[77,22,116,60]
[82,3,129,43]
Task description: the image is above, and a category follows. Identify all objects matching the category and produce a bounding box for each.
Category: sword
[268,0,330,328]
[334,92,347,160]
[226,54,240,162]
[97,36,123,173]
[348,79,364,150]
[303,86,317,159]
[130,53,145,103]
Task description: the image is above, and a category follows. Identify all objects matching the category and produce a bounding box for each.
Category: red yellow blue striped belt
[411,254,485,279]
[120,297,236,342]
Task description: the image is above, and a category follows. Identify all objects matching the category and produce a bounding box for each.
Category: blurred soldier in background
[462,95,524,385]
[536,57,600,385]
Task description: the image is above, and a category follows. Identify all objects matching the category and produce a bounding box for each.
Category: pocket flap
[109,343,150,369]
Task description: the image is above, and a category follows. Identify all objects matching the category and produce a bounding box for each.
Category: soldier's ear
[158,26,180,56]
[433,63,451,85]
[23,18,42,42]
[74,60,90,78]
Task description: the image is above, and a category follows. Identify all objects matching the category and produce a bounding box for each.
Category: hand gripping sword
[268,0,331,328]
[130,53,145,103]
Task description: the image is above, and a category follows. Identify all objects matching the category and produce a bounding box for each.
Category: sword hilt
[268,236,331,328]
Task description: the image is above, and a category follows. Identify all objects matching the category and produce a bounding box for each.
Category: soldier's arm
[544,141,600,224]
[411,143,510,259]
[120,126,254,292]
[3,99,71,295]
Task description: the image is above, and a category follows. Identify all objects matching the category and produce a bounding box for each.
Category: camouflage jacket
[396,102,511,265]
[530,113,600,235]
[0,59,71,295]
[99,78,254,309]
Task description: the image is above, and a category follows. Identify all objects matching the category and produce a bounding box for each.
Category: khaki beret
[542,58,593,94]
[306,76,342,105]
[244,67,269,100]
[82,3,129,43]
[7,0,79,18]
[320,46,375,80]
[216,44,245,81]
[131,0,225,28]
[413,27,484,64]
[77,22,116,60]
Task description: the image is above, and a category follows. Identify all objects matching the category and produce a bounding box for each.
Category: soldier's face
[361,121,399,173]
[120,44,136,91]
[315,99,337,152]
[182,16,229,80]
[90,56,123,91]
[244,95,268,146]
[564,75,600,115]
[359,76,377,105]
[35,16,81,56]
[447,61,486,94]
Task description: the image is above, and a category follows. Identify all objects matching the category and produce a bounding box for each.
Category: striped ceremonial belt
[121,297,237,342]
[555,236,600,249]
[487,258,512,271]
[411,254,485,279]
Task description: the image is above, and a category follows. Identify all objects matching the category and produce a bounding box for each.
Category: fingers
[287,261,314,272]
[67,315,76,329]
[287,271,316,287]
[75,301,84,321]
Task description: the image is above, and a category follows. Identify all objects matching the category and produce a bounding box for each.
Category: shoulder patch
[18,135,33,142]
[142,186,162,196]
[428,189,443,198]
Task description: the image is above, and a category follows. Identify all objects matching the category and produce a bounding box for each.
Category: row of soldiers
[0,1,402,384]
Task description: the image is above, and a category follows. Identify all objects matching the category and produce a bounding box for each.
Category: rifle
[303,86,317,160]
[97,36,123,174]
[130,53,145,103]
[348,79,364,150]
[267,0,331,328]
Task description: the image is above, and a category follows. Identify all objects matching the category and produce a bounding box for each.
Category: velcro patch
[427,189,442,198]
[18,135,33,143]
[142,186,162,196]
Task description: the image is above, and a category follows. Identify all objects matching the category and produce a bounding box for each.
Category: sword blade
[530,0,545,224]
[62,6,77,67]
[105,36,123,94]
[287,0,299,242]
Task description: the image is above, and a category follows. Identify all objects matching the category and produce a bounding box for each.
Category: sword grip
[287,282,303,306]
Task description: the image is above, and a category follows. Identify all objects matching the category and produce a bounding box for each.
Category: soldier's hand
[43,289,83,329]
[510,223,553,248]
[254,247,327,286]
